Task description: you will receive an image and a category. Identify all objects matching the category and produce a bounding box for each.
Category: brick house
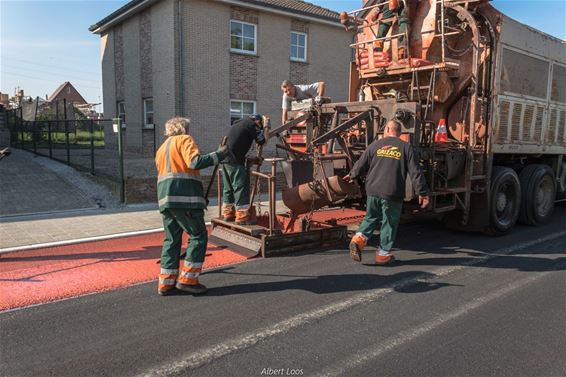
[48,82,88,105]
[90,0,352,156]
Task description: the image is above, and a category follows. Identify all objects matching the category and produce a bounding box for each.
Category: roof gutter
[90,0,157,34]
[215,0,343,28]
[90,0,343,35]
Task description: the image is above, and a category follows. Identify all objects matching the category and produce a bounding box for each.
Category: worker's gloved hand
[217,144,229,159]
[246,157,263,166]
[342,174,353,183]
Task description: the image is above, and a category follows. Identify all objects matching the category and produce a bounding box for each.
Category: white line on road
[0,222,212,254]
[315,268,559,377]
[138,229,566,377]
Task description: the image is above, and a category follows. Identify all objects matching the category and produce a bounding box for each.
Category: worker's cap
[249,114,263,123]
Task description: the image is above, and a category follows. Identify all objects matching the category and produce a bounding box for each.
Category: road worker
[155,117,228,296]
[281,80,325,125]
[344,119,429,265]
[222,114,268,225]
[370,0,411,59]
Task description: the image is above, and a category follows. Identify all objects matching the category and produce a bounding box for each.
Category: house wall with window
[95,0,351,160]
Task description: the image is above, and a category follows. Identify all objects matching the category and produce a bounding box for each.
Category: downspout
[177,0,184,116]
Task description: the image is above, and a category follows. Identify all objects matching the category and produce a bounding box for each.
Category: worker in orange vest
[155,117,229,296]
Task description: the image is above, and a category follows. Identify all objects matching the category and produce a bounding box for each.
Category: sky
[1,0,565,110]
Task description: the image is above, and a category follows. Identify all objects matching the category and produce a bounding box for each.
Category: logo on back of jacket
[376,145,402,160]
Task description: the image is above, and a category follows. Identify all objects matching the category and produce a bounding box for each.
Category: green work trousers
[160,208,207,270]
[356,195,403,252]
[222,163,250,210]
[378,4,408,46]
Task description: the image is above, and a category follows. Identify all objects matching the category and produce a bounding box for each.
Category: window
[551,64,566,104]
[290,31,307,62]
[230,100,256,124]
[143,98,154,129]
[230,20,256,54]
[117,101,126,124]
[500,48,549,99]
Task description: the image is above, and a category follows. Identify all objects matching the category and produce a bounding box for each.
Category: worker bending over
[222,114,268,225]
[155,117,228,296]
[281,80,325,125]
[344,120,429,265]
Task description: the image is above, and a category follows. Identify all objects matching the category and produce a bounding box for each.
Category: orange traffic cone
[434,118,448,143]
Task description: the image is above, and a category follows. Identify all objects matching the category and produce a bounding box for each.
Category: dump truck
[211,0,565,257]
[278,0,566,235]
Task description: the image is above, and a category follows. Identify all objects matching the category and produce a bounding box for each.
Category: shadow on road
[204,270,460,296]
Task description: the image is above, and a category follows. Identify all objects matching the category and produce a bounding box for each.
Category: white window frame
[143,98,154,129]
[290,31,307,62]
[230,100,256,124]
[230,20,257,55]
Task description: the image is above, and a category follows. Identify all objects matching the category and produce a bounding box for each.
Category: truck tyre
[485,166,521,236]
[518,164,556,225]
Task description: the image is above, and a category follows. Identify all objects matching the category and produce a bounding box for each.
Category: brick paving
[0,148,288,251]
[0,200,288,250]
[0,149,97,217]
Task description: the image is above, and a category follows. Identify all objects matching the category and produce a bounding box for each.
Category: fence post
[48,120,53,159]
[19,109,24,149]
[90,119,95,175]
[32,121,37,155]
[65,120,70,165]
[10,110,16,147]
[114,118,125,203]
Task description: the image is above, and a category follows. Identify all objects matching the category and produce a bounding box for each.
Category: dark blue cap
[249,114,262,122]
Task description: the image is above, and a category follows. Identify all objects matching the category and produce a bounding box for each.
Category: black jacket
[350,136,429,201]
[225,118,266,165]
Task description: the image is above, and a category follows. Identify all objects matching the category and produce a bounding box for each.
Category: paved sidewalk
[0,199,288,251]
[0,149,98,216]
[0,148,288,251]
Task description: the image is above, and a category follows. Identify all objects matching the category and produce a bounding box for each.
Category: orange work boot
[373,40,384,52]
[375,249,396,265]
[349,234,367,262]
[223,204,235,222]
[235,208,256,225]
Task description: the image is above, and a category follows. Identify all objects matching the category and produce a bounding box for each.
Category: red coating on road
[0,231,248,311]
[0,208,366,311]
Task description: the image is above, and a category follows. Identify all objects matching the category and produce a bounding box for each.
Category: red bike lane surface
[0,231,249,311]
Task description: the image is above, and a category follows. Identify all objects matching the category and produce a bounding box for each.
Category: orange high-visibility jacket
[155,134,222,212]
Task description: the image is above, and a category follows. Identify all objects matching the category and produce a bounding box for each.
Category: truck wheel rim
[535,177,553,217]
[495,182,515,226]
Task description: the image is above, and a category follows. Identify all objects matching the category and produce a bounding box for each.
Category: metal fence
[6,109,162,203]
[6,109,119,178]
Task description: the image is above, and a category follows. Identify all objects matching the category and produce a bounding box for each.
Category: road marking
[0,222,212,254]
[138,229,566,377]
[316,266,562,377]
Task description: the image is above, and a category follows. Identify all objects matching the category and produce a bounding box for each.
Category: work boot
[175,282,208,295]
[157,287,177,296]
[375,248,396,265]
[373,40,384,52]
[235,208,256,225]
[349,234,367,262]
[223,204,235,222]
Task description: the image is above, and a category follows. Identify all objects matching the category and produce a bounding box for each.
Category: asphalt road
[1,206,565,377]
